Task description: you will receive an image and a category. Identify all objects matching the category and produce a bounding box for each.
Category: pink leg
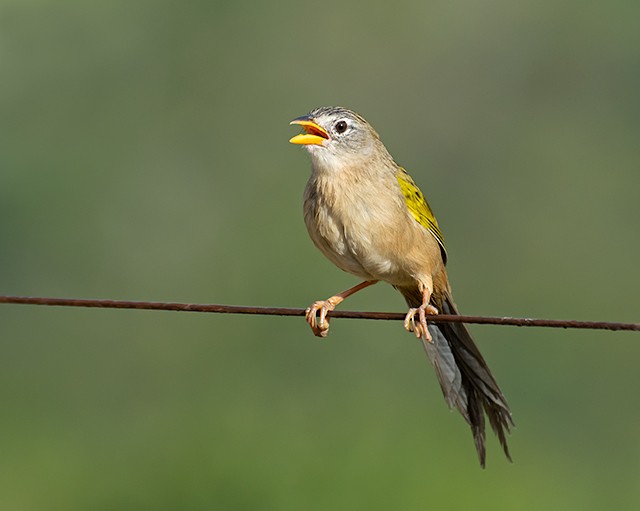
[306,280,378,337]
[403,287,439,343]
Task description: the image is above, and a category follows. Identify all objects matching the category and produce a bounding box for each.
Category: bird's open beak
[289,117,329,146]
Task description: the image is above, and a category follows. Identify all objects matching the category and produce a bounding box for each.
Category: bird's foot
[305,299,338,338]
[304,281,378,338]
[404,304,439,342]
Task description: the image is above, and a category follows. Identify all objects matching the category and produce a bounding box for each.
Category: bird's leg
[306,280,378,338]
[403,286,438,343]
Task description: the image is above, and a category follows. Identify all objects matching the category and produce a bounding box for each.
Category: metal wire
[0,295,638,331]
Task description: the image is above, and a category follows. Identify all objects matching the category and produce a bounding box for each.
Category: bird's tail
[402,289,513,467]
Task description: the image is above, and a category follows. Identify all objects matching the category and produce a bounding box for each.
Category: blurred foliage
[1,0,639,509]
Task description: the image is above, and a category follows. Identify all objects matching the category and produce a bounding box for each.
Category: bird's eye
[334,120,348,134]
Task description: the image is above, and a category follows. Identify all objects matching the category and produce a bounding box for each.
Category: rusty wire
[0,295,638,332]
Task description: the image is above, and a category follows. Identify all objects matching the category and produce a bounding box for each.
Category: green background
[1,1,639,509]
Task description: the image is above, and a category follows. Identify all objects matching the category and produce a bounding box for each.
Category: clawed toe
[403,303,438,343]
[305,301,335,337]
[303,282,378,339]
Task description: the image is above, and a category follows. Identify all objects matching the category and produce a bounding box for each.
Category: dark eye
[334,120,348,134]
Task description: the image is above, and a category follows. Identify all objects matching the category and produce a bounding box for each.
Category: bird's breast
[303,171,432,287]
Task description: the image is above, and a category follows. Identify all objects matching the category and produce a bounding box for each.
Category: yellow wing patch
[396,167,447,264]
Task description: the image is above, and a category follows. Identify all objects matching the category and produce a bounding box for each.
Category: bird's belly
[305,211,375,280]
[304,200,415,286]
[349,235,415,286]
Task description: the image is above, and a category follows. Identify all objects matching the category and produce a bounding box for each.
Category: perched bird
[289,106,513,467]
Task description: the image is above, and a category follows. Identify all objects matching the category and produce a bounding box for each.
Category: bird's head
[289,106,388,169]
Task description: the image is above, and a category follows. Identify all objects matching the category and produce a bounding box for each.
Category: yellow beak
[289,118,329,146]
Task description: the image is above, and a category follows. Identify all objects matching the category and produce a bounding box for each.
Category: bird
[289,106,513,467]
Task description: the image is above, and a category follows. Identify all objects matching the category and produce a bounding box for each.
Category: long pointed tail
[406,290,513,467]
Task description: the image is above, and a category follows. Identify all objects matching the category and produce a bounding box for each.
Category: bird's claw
[305,300,337,338]
[404,304,438,343]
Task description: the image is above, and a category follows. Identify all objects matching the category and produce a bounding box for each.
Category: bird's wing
[396,167,447,264]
